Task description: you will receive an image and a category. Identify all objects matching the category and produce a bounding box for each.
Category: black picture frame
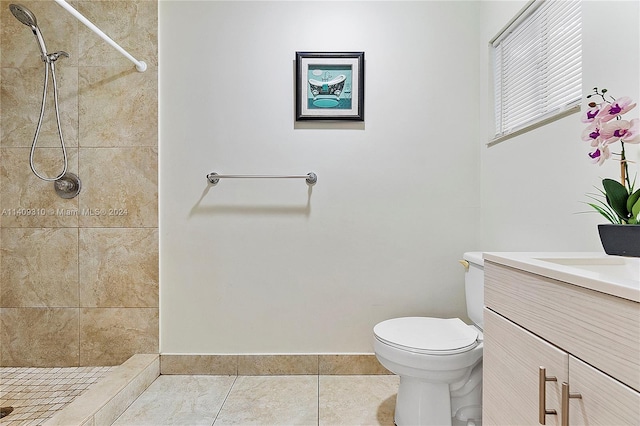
[295,51,364,121]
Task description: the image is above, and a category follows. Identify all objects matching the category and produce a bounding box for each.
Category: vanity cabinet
[483,260,640,425]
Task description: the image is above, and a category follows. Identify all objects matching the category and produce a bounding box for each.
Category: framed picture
[295,51,364,121]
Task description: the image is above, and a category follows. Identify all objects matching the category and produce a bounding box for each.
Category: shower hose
[30,51,69,181]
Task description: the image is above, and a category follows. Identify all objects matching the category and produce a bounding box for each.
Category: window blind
[492,0,582,140]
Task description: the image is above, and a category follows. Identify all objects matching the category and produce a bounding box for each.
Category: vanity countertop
[483,252,640,303]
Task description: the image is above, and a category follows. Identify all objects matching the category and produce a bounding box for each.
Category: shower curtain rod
[207,172,318,186]
[53,0,147,72]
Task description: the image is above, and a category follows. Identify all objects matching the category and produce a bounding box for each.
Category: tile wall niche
[0,0,158,366]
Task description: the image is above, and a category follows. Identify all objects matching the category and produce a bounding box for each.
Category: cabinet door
[568,355,640,425]
[484,308,568,426]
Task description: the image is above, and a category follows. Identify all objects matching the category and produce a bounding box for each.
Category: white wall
[479,0,640,251]
[161,0,640,354]
[159,1,481,353]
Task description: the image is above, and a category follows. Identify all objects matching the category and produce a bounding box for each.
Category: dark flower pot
[598,224,640,257]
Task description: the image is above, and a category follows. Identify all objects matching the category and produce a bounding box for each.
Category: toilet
[373,252,484,426]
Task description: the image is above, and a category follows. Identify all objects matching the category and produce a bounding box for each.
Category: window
[491,0,581,142]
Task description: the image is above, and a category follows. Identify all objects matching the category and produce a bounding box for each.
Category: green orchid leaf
[585,192,622,223]
[602,178,629,220]
[586,202,619,224]
[632,196,640,219]
[627,188,640,213]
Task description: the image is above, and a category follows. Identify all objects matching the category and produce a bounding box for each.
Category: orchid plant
[582,87,640,224]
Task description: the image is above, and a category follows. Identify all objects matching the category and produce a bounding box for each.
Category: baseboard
[160,354,391,376]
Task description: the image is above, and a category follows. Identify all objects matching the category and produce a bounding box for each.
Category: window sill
[488,103,581,147]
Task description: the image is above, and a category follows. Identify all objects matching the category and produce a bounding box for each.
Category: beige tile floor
[113,375,400,426]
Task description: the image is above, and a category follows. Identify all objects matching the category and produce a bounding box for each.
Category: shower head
[9,4,48,61]
[9,3,37,28]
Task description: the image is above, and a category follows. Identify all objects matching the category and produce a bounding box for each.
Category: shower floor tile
[0,366,115,425]
[113,374,399,426]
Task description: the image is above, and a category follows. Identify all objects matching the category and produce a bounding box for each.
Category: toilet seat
[374,317,479,355]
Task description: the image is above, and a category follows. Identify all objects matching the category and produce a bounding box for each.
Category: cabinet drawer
[485,262,640,391]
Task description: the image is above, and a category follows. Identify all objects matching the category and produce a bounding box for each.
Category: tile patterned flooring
[113,375,400,426]
[0,366,115,425]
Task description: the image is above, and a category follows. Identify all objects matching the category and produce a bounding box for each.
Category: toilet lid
[374,317,479,355]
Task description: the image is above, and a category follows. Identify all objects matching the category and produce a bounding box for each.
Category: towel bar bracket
[306,172,318,185]
[206,173,219,185]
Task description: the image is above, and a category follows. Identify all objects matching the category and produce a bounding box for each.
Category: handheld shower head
[9,3,37,28]
[9,3,72,186]
[9,4,48,61]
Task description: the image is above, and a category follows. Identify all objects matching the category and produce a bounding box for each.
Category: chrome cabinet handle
[539,367,558,424]
[561,382,582,426]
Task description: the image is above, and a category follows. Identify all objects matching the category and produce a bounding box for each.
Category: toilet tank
[463,252,484,330]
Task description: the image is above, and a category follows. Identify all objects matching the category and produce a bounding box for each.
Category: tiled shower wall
[0,0,158,366]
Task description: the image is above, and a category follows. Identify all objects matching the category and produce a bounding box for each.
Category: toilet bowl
[373,252,484,426]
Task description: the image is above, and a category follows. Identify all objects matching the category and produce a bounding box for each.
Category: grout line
[211,375,237,426]
[317,374,320,426]
[76,227,81,366]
